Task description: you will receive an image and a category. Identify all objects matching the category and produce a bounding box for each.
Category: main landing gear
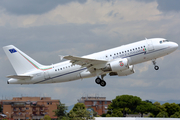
[95,75,106,87]
[152,59,159,70]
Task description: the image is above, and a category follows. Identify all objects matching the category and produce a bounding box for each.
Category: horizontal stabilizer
[7,75,32,80]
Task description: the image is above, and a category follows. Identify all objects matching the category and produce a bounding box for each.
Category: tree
[170,112,180,118]
[69,103,91,120]
[43,115,51,120]
[156,111,168,118]
[151,101,166,117]
[110,95,141,117]
[53,101,68,119]
[163,103,180,117]
[87,107,97,117]
[136,101,154,117]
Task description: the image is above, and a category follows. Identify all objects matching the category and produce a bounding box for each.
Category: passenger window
[160,41,162,44]
[127,50,129,52]
[122,51,124,53]
[125,51,126,53]
[138,47,140,49]
[130,49,132,51]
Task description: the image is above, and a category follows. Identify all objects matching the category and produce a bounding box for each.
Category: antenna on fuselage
[145,37,148,40]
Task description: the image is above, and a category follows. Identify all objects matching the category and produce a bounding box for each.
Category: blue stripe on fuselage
[34,47,169,84]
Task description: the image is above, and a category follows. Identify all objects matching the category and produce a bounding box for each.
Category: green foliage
[87,107,98,117]
[156,111,168,118]
[110,95,141,116]
[151,101,166,117]
[106,114,111,117]
[53,101,68,119]
[136,101,154,117]
[163,103,180,117]
[43,115,51,120]
[148,113,155,117]
[69,103,91,120]
[170,112,180,118]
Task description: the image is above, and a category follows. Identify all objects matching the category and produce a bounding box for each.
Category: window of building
[99,101,102,104]
[105,101,107,104]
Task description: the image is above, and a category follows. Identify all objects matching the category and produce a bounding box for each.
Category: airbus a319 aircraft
[3,38,178,87]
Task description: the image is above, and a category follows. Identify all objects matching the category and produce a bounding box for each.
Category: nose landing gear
[95,74,106,87]
[152,59,159,70]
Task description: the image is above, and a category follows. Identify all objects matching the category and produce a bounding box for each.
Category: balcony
[12,115,25,119]
[32,109,38,112]
[13,109,19,112]
[40,109,44,111]
[20,108,26,112]
[31,114,44,119]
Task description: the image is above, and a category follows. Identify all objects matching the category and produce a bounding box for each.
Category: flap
[63,55,108,67]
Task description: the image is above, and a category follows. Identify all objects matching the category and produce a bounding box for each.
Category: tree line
[105,95,180,118]
[45,94,180,119]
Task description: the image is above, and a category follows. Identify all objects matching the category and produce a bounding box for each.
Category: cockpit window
[160,40,169,44]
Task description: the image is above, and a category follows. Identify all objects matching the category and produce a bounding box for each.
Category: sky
[0,0,180,106]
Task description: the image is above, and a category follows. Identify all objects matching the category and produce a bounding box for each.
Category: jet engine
[102,58,129,72]
[109,65,135,76]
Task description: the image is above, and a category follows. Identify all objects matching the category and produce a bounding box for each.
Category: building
[78,96,111,115]
[1,97,59,120]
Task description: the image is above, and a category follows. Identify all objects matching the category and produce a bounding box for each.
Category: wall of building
[1,97,59,119]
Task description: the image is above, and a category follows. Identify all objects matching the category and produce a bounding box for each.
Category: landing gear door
[44,71,50,79]
[146,40,154,51]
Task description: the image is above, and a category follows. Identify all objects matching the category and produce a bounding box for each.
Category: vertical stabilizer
[3,45,45,74]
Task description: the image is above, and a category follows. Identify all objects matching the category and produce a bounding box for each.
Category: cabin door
[146,40,154,51]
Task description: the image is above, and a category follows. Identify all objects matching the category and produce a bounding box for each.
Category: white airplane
[3,38,178,87]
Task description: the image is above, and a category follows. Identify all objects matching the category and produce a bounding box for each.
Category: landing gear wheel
[100,80,106,87]
[95,78,101,84]
[154,66,159,70]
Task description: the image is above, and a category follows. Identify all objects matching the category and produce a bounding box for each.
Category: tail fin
[3,45,45,74]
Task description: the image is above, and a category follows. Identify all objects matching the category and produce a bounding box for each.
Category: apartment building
[78,96,111,115]
[1,97,59,120]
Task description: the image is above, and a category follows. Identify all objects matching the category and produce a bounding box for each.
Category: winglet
[59,55,64,60]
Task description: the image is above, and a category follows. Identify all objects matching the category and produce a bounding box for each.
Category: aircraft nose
[172,42,178,50]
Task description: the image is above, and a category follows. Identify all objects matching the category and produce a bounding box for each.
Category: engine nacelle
[109,58,129,72]
[109,65,135,76]
[117,65,135,76]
